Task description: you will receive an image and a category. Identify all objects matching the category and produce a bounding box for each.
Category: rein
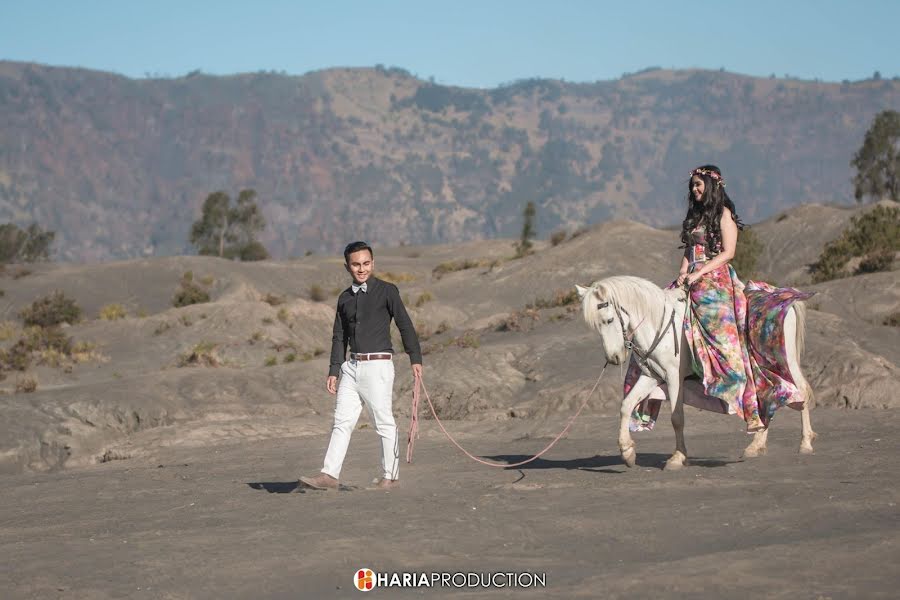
[612,301,679,379]
[406,361,609,467]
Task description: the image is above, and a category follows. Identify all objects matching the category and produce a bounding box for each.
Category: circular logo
[355,568,375,592]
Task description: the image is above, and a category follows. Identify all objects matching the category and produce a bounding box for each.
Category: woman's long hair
[680,165,744,254]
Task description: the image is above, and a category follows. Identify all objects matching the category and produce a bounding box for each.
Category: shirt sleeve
[328,303,346,377]
[386,284,423,365]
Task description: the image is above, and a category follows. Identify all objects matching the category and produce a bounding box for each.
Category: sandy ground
[2,406,898,599]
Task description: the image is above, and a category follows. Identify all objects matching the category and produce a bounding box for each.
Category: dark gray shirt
[328,276,423,376]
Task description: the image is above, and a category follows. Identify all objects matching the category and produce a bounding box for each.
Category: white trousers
[321,358,400,480]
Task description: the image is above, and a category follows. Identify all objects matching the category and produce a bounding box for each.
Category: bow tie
[352,282,367,294]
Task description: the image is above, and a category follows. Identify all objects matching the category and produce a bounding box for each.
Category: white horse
[576,276,816,470]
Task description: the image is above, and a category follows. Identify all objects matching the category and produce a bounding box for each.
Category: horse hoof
[799,444,814,455]
[664,457,685,471]
[742,446,767,458]
[622,448,636,468]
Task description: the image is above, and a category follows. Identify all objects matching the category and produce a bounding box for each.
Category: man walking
[299,241,423,490]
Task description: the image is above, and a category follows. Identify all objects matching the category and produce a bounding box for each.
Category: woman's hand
[685,272,703,286]
[676,272,689,287]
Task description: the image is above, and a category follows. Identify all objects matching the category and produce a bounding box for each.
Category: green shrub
[732,227,763,278]
[813,205,899,283]
[19,291,81,327]
[856,248,895,274]
[264,355,278,367]
[173,272,211,307]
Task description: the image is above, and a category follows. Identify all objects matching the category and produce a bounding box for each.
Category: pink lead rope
[406,361,609,468]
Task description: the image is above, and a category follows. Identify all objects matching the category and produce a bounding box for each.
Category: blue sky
[1,0,897,87]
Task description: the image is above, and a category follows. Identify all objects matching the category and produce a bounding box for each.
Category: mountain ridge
[1,60,898,261]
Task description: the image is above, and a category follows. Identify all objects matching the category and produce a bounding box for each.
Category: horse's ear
[575,284,590,299]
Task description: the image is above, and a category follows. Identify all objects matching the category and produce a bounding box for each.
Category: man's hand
[412,363,423,380]
[326,375,338,395]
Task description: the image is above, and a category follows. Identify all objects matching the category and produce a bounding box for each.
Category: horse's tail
[792,301,815,408]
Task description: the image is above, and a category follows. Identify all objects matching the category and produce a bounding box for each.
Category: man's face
[345,249,374,284]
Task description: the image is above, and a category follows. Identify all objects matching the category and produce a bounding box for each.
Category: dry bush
[177,342,221,367]
[263,293,285,306]
[12,268,32,280]
[154,321,172,335]
[570,226,590,239]
[99,303,127,320]
[15,375,37,394]
[199,275,215,286]
[432,259,492,280]
[276,307,290,323]
[527,288,579,310]
[434,321,449,335]
[283,353,297,363]
[0,320,19,341]
[550,230,568,246]
[301,348,327,361]
[70,341,106,364]
[496,309,540,332]
[415,291,434,307]
[451,331,480,348]
[19,291,82,327]
[884,311,900,327]
[380,271,416,284]
[248,331,264,344]
[264,356,278,367]
[309,284,327,302]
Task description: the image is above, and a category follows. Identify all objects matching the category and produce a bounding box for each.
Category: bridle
[596,298,680,378]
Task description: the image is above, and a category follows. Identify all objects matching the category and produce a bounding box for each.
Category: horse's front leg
[664,370,688,471]
[619,375,659,468]
[743,428,769,458]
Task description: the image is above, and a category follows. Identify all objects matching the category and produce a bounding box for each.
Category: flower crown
[689,167,726,187]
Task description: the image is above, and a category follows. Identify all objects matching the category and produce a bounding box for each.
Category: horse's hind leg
[785,305,817,454]
[799,389,817,454]
[664,372,687,471]
[743,428,769,458]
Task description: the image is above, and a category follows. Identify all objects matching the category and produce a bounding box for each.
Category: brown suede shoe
[374,478,399,490]
[298,473,339,490]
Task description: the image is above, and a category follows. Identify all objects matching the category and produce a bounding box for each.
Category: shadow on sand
[480,452,738,472]
[246,481,359,494]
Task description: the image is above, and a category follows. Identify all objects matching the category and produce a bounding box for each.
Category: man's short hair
[343,241,374,264]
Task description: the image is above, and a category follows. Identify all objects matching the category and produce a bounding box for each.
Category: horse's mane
[582,276,672,332]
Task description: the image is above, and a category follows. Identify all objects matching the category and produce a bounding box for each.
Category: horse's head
[576,283,628,365]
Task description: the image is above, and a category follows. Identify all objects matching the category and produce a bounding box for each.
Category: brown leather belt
[350,353,392,361]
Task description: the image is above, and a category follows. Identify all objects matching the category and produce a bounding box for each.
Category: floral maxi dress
[627,227,814,433]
